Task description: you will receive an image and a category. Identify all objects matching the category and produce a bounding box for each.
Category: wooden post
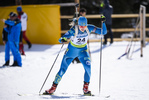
[140,5,146,57]
[143,6,146,47]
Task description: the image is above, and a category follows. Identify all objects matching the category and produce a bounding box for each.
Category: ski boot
[83,82,92,96]
[10,61,20,67]
[2,60,10,66]
[43,83,58,95]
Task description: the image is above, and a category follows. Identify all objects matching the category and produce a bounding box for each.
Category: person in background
[2,12,25,56]
[102,0,113,45]
[1,12,22,67]
[99,1,104,14]
[17,6,32,49]
[79,8,87,17]
[44,16,107,96]
[19,30,25,55]
[2,12,12,66]
[2,12,13,45]
[70,8,87,27]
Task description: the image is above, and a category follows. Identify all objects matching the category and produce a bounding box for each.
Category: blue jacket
[4,19,21,43]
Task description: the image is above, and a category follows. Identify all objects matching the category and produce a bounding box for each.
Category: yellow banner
[0,5,61,44]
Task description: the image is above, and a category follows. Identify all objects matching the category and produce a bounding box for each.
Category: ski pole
[39,43,64,94]
[99,17,103,94]
[69,3,79,28]
[117,43,129,59]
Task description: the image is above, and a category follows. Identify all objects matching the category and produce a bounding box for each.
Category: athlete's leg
[53,46,78,84]
[45,44,84,94]
[78,50,91,83]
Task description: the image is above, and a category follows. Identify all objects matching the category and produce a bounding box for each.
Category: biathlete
[44,16,107,95]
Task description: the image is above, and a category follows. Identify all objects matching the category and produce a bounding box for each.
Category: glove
[100,2,104,8]
[101,15,106,22]
[59,37,67,43]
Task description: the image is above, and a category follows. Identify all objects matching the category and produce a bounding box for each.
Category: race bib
[71,33,88,45]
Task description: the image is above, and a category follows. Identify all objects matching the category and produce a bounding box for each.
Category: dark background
[0,0,149,38]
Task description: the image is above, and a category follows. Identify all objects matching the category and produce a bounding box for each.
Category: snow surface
[0,41,149,100]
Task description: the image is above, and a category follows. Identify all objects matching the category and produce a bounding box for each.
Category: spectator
[17,6,32,49]
[99,1,104,14]
[1,12,12,66]
[2,12,12,44]
[79,8,87,17]
[70,8,87,26]
[102,0,113,45]
[1,12,22,67]
[19,30,25,55]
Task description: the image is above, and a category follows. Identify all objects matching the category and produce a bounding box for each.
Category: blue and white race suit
[54,23,107,84]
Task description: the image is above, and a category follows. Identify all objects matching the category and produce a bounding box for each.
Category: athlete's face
[79,25,87,32]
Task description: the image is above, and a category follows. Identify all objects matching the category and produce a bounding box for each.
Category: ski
[0,65,10,69]
[75,93,95,96]
[17,92,110,100]
[17,93,42,96]
[0,65,21,69]
[17,93,95,97]
[17,92,110,98]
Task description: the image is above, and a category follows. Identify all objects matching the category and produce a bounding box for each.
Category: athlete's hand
[59,37,67,43]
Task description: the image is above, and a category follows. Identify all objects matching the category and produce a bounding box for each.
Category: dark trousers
[104,24,113,43]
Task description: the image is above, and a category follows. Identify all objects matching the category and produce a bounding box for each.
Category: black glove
[59,37,67,43]
[101,15,106,22]
[61,38,67,43]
